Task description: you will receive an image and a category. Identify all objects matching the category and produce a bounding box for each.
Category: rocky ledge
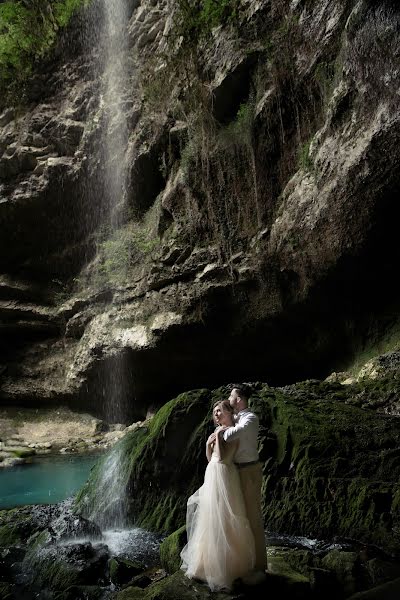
[0,406,146,467]
[2,500,399,600]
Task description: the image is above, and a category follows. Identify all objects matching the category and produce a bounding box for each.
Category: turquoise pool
[0,453,101,509]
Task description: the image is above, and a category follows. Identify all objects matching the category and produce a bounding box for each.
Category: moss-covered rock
[0,506,46,547]
[321,550,360,597]
[367,558,400,587]
[55,584,106,600]
[267,549,310,593]
[75,389,222,531]
[76,379,400,556]
[24,528,54,562]
[113,570,228,600]
[114,566,317,600]
[253,381,400,554]
[23,538,109,592]
[113,586,147,600]
[109,556,145,585]
[8,446,36,458]
[159,525,186,574]
[267,547,314,578]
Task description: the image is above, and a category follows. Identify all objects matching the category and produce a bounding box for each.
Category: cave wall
[0,0,399,418]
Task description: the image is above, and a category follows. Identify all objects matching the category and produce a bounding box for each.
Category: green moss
[23,536,87,592]
[74,426,149,520]
[252,381,400,552]
[113,587,146,600]
[159,525,186,574]
[75,389,218,532]
[56,586,105,600]
[321,550,359,596]
[39,560,81,591]
[78,220,161,290]
[140,570,218,600]
[10,447,35,458]
[298,139,313,172]
[0,0,90,104]
[174,0,240,44]
[0,506,41,547]
[109,557,144,585]
[0,523,21,547]
[24,529,53,564]
[267,549,310,586]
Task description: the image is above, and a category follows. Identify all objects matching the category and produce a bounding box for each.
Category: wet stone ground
[1,500,400,600]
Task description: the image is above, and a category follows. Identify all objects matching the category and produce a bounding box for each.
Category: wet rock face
[0,499,162,599]
[0,61,103,278]
[1,0,400,416]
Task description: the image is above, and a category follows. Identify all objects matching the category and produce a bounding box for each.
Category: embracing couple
[180,384,267,592]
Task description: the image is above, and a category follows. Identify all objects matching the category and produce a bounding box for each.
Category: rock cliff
[0,0,399,419]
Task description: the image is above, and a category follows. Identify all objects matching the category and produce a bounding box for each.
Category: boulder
[159,525,186,574]
[109,556,146,585]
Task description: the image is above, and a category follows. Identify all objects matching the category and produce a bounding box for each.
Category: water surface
[0,453,101,509]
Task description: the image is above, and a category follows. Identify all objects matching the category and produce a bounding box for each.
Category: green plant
[0,0,89,104]
[141,1,263,262]
[174,0,240,42]
[218,99,255,147]
[313,61,336,106]
[298,139,313,172]
[313,51,346,109]
[87,223,160,289]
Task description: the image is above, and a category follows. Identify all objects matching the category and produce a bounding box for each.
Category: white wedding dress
[180,441,255,591]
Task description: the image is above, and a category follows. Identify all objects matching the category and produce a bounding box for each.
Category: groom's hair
[231,383,251,402]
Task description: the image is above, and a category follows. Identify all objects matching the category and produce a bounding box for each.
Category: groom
[223,384,267,585]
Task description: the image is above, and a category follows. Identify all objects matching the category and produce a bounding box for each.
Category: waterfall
[89,443,128,528]
[87,0,132,529]
[97,0,132,427]
[102,0,130,231]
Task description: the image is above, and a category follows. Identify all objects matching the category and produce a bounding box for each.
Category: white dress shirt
[223,408,259,463]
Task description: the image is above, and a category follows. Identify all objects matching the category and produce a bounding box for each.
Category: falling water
[102,0,130,231]
[88,0,132,529]
[89,444,128,528]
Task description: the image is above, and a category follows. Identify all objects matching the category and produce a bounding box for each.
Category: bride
[180,400,256,591]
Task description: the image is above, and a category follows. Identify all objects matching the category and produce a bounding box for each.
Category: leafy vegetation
[298,139,313,172]
[174,0,240,43]
[0,0,88,102]
[217,99,255,148]
[78,220,160,290]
